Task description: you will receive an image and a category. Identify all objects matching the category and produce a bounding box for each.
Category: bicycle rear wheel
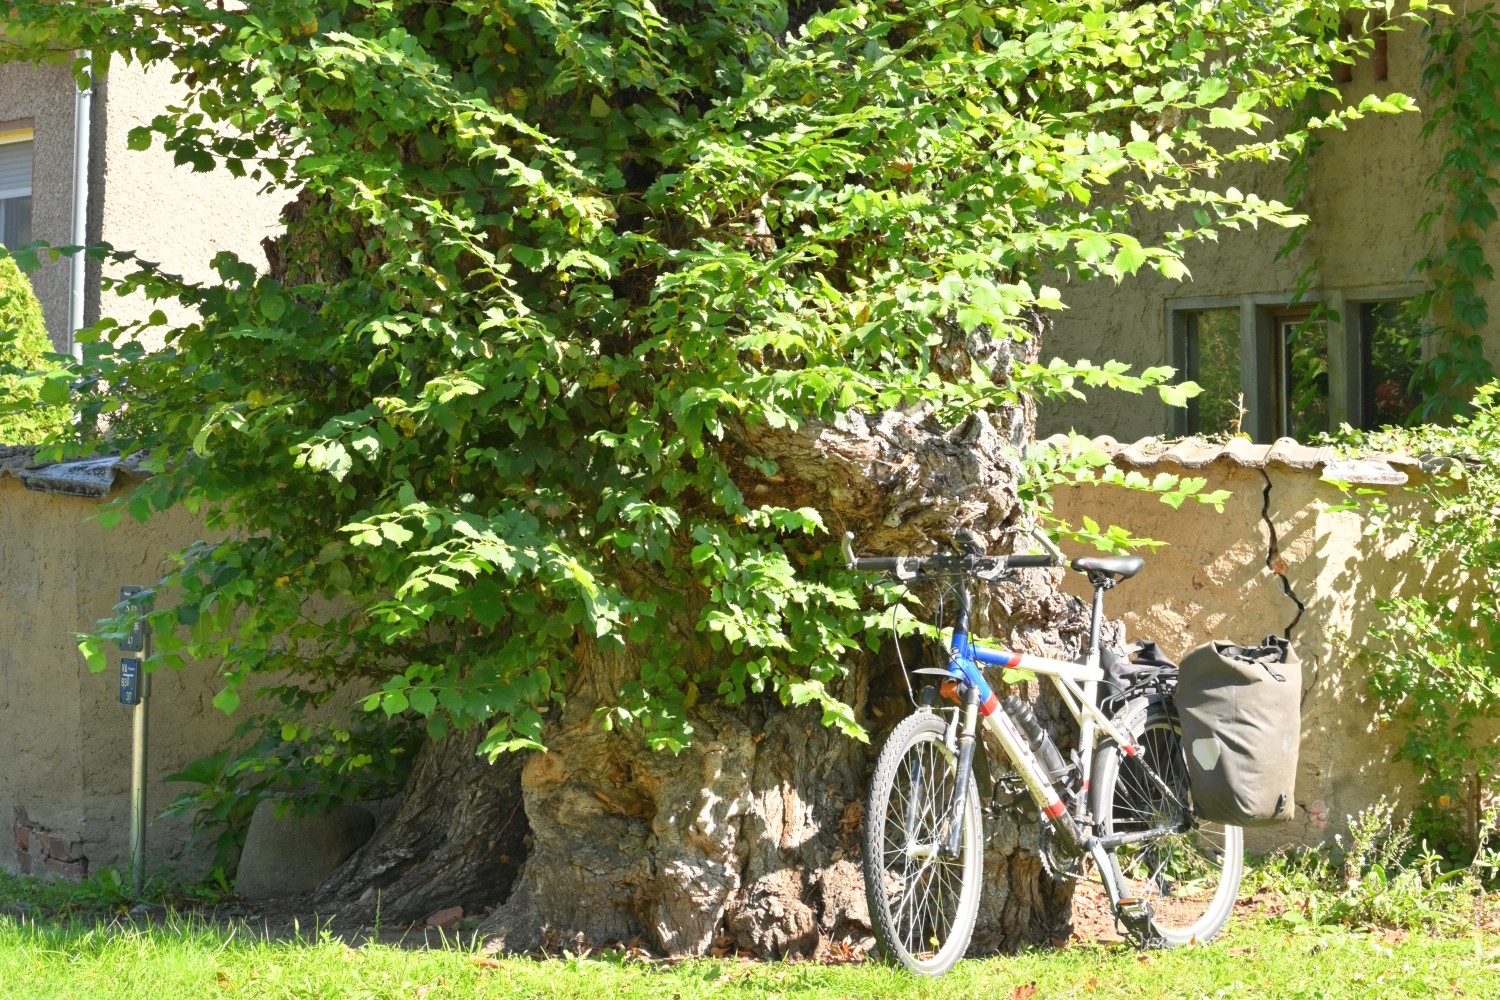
[1091,699,1243,947]
[862,711,983,976]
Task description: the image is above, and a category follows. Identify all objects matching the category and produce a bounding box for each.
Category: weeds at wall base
[1248,797,1500,935]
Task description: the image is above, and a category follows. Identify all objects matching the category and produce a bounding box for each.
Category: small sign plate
[118,586,145,653]
[119,657,141,706]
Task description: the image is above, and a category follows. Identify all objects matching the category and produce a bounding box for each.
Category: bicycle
[846,527,1243,976]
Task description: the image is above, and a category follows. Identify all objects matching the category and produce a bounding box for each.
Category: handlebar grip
[844,532,907,572]
[1004,555,1056,568]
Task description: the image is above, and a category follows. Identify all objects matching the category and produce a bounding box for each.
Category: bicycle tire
[862,711,984,976]
[1091,698,1243,947]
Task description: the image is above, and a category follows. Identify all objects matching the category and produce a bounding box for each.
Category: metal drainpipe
[69,59,93,360]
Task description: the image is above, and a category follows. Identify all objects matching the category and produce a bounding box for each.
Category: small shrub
[0,256,69,445]
[161,697,421,874]
[1328,380,1500,856]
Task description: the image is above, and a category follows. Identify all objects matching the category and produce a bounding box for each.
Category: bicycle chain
[1037,814,1085,879]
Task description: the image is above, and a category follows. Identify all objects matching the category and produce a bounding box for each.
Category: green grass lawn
[1,907,1497,1000]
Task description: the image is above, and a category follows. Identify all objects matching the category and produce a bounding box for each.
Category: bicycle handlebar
[841,530,1062,577]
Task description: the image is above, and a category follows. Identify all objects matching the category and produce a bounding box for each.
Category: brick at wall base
[11,819,89,882]
[44,857,88,880]
[38,834,74,862]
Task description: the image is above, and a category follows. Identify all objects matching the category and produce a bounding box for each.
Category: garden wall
[1047,434,1465,853]
[0,448,235,880]
[0,436,1464,879]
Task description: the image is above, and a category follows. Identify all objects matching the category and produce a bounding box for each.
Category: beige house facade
[1039,22,1492,444]
[1037,24,1497,842]
[1,57,282,353]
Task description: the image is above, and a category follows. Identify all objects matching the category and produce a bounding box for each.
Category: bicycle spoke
[1095,704,1243,946]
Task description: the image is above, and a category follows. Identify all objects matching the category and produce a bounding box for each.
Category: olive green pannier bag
[1175,636,1301,827]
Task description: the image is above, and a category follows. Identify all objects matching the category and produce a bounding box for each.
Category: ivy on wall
[1409,4,1500,419]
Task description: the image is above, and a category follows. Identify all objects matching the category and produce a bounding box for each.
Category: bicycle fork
[939,686,982,858]
[930,676,1085,862]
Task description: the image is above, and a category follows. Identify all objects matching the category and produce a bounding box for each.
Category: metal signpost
[117,586,149,897]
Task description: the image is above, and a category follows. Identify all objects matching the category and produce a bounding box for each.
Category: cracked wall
[1053,457,1436,853]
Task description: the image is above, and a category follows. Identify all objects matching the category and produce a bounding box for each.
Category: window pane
[1360,301,1422,428]
[1,195,31,250]
[1186,308,1241,436]
[1278,313,1329,440]
[0,136,32,251]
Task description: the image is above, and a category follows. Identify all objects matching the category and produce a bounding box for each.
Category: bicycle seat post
[1086,576,1107,657]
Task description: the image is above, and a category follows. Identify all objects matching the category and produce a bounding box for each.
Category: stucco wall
[0,471,238,878]
[1039,22,1486,441]
[0,60,284,352]
[90,62,286,340]
[1051,444,1450,853]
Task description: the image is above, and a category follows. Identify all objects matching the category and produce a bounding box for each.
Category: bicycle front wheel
[1091,699,1243,947]
[862,711,984,976]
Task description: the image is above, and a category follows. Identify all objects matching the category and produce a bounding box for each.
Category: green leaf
[379,521,415,545]
[78,639,107,674]
[1209,107,1255,130]
[259,293,287,323]
[408,687,437,716]
[39,374,69,405]
[1076,233,1112,263]
[1195,78,1230,106]
[1114,240,1147,275]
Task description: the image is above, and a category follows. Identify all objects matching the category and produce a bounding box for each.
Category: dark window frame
[1168,288,1424,441]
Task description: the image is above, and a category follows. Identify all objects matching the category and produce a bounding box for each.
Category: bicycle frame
[934,563,1148,915]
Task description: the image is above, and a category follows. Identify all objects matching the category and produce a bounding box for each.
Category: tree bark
[312,727,530,924]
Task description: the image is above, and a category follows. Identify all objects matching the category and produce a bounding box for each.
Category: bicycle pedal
[1114,898,1165,950]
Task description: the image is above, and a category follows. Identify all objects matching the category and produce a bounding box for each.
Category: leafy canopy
[1,0,1424,753]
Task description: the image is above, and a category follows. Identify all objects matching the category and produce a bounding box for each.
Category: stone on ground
[235,801,376,901]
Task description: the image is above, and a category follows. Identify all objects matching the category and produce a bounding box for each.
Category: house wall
[89,62,286,341]
[0,60,78,351]
[0,468,237,878]
[1049,441,1471,854]
[1039,21,1487,441]
[0,59,283,353]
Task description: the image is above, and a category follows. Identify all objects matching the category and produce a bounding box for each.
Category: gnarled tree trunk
[317,350,1104,957]
[313,727,530,922]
